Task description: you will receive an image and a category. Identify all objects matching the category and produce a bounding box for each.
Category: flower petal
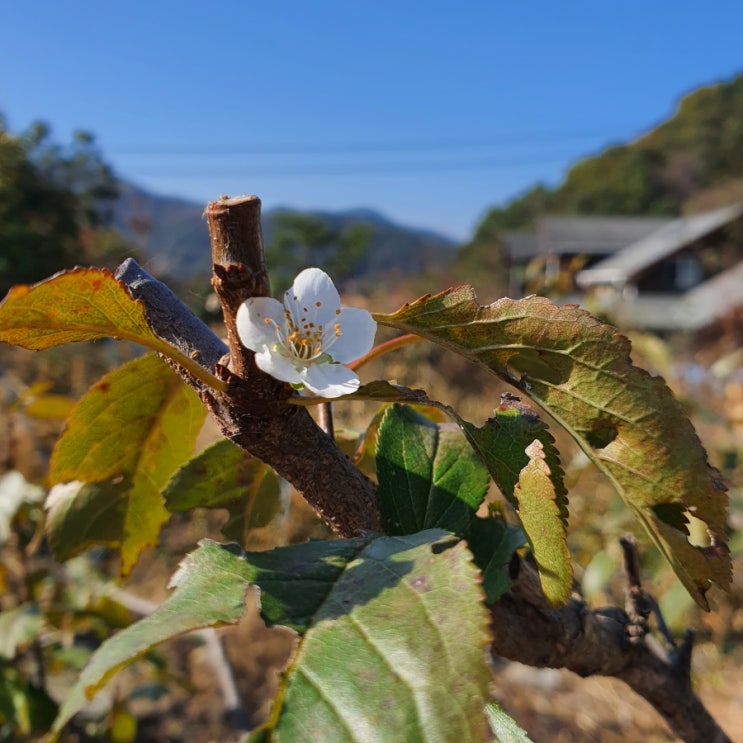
[303,362,360,398]
[254,348,306,385]
[284,268,340,326]
[236,297,285,352]
[328,307,377,363]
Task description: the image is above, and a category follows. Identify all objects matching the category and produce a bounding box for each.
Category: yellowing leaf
[514,440,572,606]
[14,381,76,419]
[0,268,226,391]
[376,289,730,608]
[48,354,206,573]
[459,398,568,525]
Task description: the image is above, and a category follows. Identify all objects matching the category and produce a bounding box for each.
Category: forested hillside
[466,73,743,259]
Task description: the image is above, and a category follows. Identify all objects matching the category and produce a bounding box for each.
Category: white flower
[236,268,377,398]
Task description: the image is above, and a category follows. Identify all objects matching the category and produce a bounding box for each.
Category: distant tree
[264,212,372,291]
[0,116,127,296]
[553,145,678,215]
[471,184,552,235]
[642,75,743,182]
[448,186,552,299]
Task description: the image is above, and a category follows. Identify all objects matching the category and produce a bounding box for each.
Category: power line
[106,126,633,157]
[126,153,573,178]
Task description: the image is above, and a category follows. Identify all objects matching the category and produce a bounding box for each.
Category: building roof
[500,231,538,261]
[577,203,743,287]
[538,216,672,256]
[674,260,743,329]
[501,215,671,262]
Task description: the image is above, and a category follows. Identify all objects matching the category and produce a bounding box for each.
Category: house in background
[499,205,743,332]
[576,203,743,331]
[501,216,672,298]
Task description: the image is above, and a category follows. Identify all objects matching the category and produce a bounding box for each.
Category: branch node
[620,534,652,643]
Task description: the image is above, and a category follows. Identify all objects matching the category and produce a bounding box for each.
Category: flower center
[272,307,342,364]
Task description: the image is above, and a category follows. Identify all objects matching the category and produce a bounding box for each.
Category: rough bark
[113,195,731,743]
[490,560,731,743]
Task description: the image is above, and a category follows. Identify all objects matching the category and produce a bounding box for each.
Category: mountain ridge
[113,182,458,280]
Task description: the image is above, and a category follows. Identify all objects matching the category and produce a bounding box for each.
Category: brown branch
[490,558,731,743]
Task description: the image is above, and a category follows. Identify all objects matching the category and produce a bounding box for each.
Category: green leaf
[55,533,493,741]
[468,514,526,604]
[458,396,568,523]
[513,440,573,606]
[0,267,226,391]
[256,530,493,742]
[238,536,372,633]
[52,540,252,734]
[47,354,206,573]
[375,289,730,608]
[375,405,489,537]
[163,438,284,547]
[45,479,131,561]
[486,702,534,743]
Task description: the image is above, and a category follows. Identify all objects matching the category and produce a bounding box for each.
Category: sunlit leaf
[254,530,493,742]
[0,267,226,391]
[376,404,489,537]
[0,605,43,660]
[52,540,253,734]
[45,479,130,561]
[375,289,730,608]
[13,381,76,419]
[513,440,573,606]
[47,354,206,573]
[163,438,284,547]
[55,533,492,741]
[0,471,44,545]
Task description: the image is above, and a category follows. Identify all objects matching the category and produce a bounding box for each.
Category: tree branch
[490,559,731,743]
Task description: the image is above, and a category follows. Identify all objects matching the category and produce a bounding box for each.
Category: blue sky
[2,2,742,240]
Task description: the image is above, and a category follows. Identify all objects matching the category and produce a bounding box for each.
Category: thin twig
[620,534,652,643]
[106,586,249,732]
[317,402,335,439]
[347,332,423,371]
